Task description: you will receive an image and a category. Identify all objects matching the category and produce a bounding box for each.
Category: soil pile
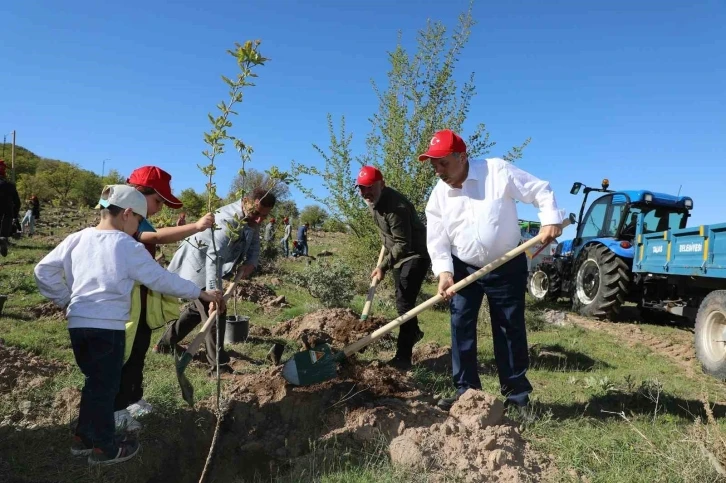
[29,301,65,320]
[270,308,392,348]
[390,390,544,481]
[207,360,545,482]
[233,280,289,308]
[0,341,74,429]
[0,342,67,394]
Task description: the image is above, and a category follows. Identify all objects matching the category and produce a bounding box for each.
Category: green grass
[2,219,726,482]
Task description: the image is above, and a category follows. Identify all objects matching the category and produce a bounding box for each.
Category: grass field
[1,210,726,482]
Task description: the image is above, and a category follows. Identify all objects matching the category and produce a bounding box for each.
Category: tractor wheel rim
[576,258,600,305]
[530,271,549,299]
[704,309,726,364]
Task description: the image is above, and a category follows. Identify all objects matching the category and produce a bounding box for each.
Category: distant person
[0,160,20,257]
[176,212,187,226]
[31,194,40,221]
[34,185,222,466]
[264,217,276,243]
[280,217,291,257]
[21,200,35,236]
[297,222,309,256]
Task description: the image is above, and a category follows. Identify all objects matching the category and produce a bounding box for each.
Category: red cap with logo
[418,129,467,161]
[127,166,183,209]
[356,165,384,187]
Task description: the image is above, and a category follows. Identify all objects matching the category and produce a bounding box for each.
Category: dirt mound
[29,301,65,320]
[0,342,68,393]
[0,342,73,429]
[390,390,544,481]
[235,280,276,303]
[413,342,452,374]
[271,308,392,348]
[205,361,545,482]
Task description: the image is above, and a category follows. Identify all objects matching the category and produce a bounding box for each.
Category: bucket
[0,295,6,316]
[224,315,250,344]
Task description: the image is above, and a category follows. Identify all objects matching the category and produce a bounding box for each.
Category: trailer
[635,223,726,378]
[528,178,726,380]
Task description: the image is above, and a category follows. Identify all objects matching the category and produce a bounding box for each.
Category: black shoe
[207,363,235,377]
[387,355,412,371]
[437,394,460,411]
[505,398,535,424]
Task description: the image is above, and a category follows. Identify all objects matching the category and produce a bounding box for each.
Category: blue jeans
[69,328,125,456]
[450,253,532,404]
[280,237,289,257]
[300,240,308,256]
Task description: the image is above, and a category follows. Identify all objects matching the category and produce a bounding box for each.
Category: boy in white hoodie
[34,185,222,466]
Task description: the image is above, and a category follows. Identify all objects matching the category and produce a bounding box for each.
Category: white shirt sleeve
[34,233,79,309]
[425,189,454,277]
[503,161,565,226]
[124,239,202,300]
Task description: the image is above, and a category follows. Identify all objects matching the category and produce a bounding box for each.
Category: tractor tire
[571,244,630,319]
[695,290,726,380]
[527,263,561,302]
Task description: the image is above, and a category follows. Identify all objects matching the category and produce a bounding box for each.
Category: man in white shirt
[420,129,564,411]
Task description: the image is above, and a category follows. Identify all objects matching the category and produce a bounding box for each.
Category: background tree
[102,169,126,185]
[226,167,291,203]
[292,3,529,261]
[273,199,300,223]
[300,204,328,230]
[37,160,80,202]
[178,188,206,218]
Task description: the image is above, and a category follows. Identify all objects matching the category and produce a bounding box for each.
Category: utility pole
[102,158,110,178]
[11,130,15,183]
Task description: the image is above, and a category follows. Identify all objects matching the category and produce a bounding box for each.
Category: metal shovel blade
[281,343,342,386]
[175,351,195,407]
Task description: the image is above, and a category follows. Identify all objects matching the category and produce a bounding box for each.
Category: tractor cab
[570,180,692,253]
[528,178,693,319]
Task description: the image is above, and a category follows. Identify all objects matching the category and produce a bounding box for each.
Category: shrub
[292,259,356,308]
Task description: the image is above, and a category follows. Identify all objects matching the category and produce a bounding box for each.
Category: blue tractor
[528,178,693,319]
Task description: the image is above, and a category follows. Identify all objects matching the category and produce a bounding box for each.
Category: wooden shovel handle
[185,266,246,356]
[360,245,386,320]
[342,214,574,357]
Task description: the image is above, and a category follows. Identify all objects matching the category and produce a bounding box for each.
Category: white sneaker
[114,409,142,432]
[127,399,153,418]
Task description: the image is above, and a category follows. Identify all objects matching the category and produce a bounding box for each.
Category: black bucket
[224,316,249,344]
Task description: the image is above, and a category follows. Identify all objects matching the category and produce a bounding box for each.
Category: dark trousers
[114,309,151,411]
[69,328,125,456]
[450,253,532,404]
[158,300,229,367]
[300,240,308,256]
[392,257,429,359]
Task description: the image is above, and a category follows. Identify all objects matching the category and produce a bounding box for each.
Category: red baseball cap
[417,129,467,161]
[356,165,384,187]
[127,166,183,209]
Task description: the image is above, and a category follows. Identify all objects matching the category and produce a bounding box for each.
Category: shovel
[360,245,386,321]
[281,214,575,386]
[175,267,247,406]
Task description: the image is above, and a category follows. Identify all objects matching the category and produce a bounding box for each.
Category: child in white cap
[34,185,222,466]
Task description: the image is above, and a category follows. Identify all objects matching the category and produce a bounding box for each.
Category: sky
[1,0,724,238]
